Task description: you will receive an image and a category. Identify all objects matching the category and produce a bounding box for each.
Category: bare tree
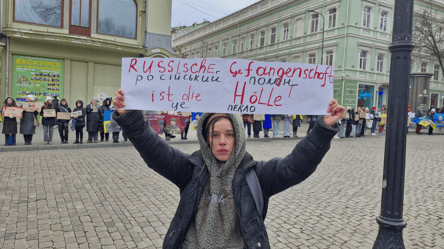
[33,0,62,26]
[98,18,115,34]
[413,7,444,77]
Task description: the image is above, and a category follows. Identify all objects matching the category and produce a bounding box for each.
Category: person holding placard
[253,114,265,138]
[73,100,86,144]
[112,89,345,249]
[2,97,18,146]
[57,98,72,144]
[86,97,101,143]
[371,107,380,135]
[40,97,57,145]
[19,95,39,145]
[292,115,302,138]
[99,98,112,142]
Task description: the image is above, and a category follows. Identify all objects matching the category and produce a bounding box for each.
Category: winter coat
[40,105,57,126]
[53,98,59,111]
[110,119,121,133]
[113,110,339,249]
[86,103,102,132]
[57,103,72,124]
[20,110,38,135]
[263,115,272,129]
[2,105,18,134]
[73,101,86,127]
[292,115,301,127]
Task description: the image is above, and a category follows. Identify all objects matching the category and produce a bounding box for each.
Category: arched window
[97,0,137,38]
[14,0,63,27]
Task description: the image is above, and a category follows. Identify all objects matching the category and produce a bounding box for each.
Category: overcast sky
[172,0,260,27]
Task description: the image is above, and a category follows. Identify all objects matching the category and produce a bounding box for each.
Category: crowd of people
[1,95,128,146]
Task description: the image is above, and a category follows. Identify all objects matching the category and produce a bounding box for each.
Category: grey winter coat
[113,111,339,249]
[20,110,38,135]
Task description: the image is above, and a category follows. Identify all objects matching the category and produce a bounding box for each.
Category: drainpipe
[341,0,351,106]
[1,0,3,34]
[5,37,9,98]
[143,0,149,50]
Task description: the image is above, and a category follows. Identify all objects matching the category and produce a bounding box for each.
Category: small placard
[408,113,415,119]
[359,112,366,118]
[2,106,24,118]
[20,102,44,112]
[57,112,71,120]
[43,109,56,117]
[368,114,374,119]
[71,111,82,117]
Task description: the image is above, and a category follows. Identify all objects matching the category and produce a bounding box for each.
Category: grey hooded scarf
[183,113,247,249]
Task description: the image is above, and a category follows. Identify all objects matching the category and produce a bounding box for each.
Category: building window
[325,51,334,66]
[250,34,255,49]
[207,47,211,58]
[421,62,427,72]
[328,8,336,28]
[223,42,227,56]
[14,0,63,27]
[377,54,385,72]
[260,31,266,47]
[311,14,319,33]
[434,64,440,80]
[359,51,368,70]
[363,7,371,28]
[232,40,238,54]
[280,59,287,63]
[240,37,246,52]
[214,46,218,57]
[98,0,137,38]
[191,53,194,58]
[270,27,277,44]
[196,51,200,58]
[380,11,388,32]
[294,18,304,37]
[282,23,289,41]
[308,54,316,64]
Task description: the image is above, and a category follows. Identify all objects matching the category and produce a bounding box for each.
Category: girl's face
[77,103,81,107]
[61,100,66,106]
[208,118,235,163]
[7,99,12,105]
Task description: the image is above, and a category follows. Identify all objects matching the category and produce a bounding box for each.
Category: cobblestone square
[0,135,443,248]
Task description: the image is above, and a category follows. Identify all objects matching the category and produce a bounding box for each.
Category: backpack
[245,169,264,216]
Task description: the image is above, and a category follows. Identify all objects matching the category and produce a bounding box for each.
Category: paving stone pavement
[0,134,443,248]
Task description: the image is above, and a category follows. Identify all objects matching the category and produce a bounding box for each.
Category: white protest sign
[121,58,334,114]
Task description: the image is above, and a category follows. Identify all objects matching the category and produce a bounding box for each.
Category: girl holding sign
[40,97,57,145]
[57,98,72,144]
[2,97,18,146]
[113,89,345,249]
[73,100,86,144]
[20,95,39,145]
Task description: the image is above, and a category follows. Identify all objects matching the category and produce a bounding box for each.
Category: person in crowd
[355,107,363,137]
[364,108,372,136]
[427,108,436,135]
[112,89,345,249]
[40,96,56,145]
[99,97,112,142]
[292,115,301,138]
[73,100,86,144]
[263,114,272,138]
[242,114,252,138]
[345,107,353,137]
[53,96,59,128]
[349,108,357,137]
[20,95,39,145]
[371,107,380,135]
[338,109,348,138]
[272,114,284,137]
[253,114,264,138]
[360,107,367,137]
[57,98,71,143]
[110,116,121,143]
[2,97,18,146]
[86,97,101,143]
[283,115,292,138]
[180,112,192,140]
[378,107,387,136]
[306,115,316,135]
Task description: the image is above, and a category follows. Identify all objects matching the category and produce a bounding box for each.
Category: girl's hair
[3,97,16,106]
[44,100,54,110]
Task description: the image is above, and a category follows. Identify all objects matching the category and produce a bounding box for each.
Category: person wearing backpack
[57,98,72,143]
[113,89,344,249]
[73,100,86,144]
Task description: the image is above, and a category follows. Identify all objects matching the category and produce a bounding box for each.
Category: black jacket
[114,111,338,249]
[86,103,102,132]
[40,105,56,126]
[73,101,86,127]
[57,103,72,124]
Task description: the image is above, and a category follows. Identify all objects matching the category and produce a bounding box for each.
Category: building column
[64,59,71,104]
[87,62,94,102]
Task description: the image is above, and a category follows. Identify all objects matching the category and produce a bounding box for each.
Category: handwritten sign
[43,109,56,117]
[2,106,24,118]
[19,102,44,112]
[57,112,71,120]
[121,58,334,114]
[71,111,82,117]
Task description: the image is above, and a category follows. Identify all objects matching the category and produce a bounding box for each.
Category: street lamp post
[373,0,415,248]
[308,10,325,65]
